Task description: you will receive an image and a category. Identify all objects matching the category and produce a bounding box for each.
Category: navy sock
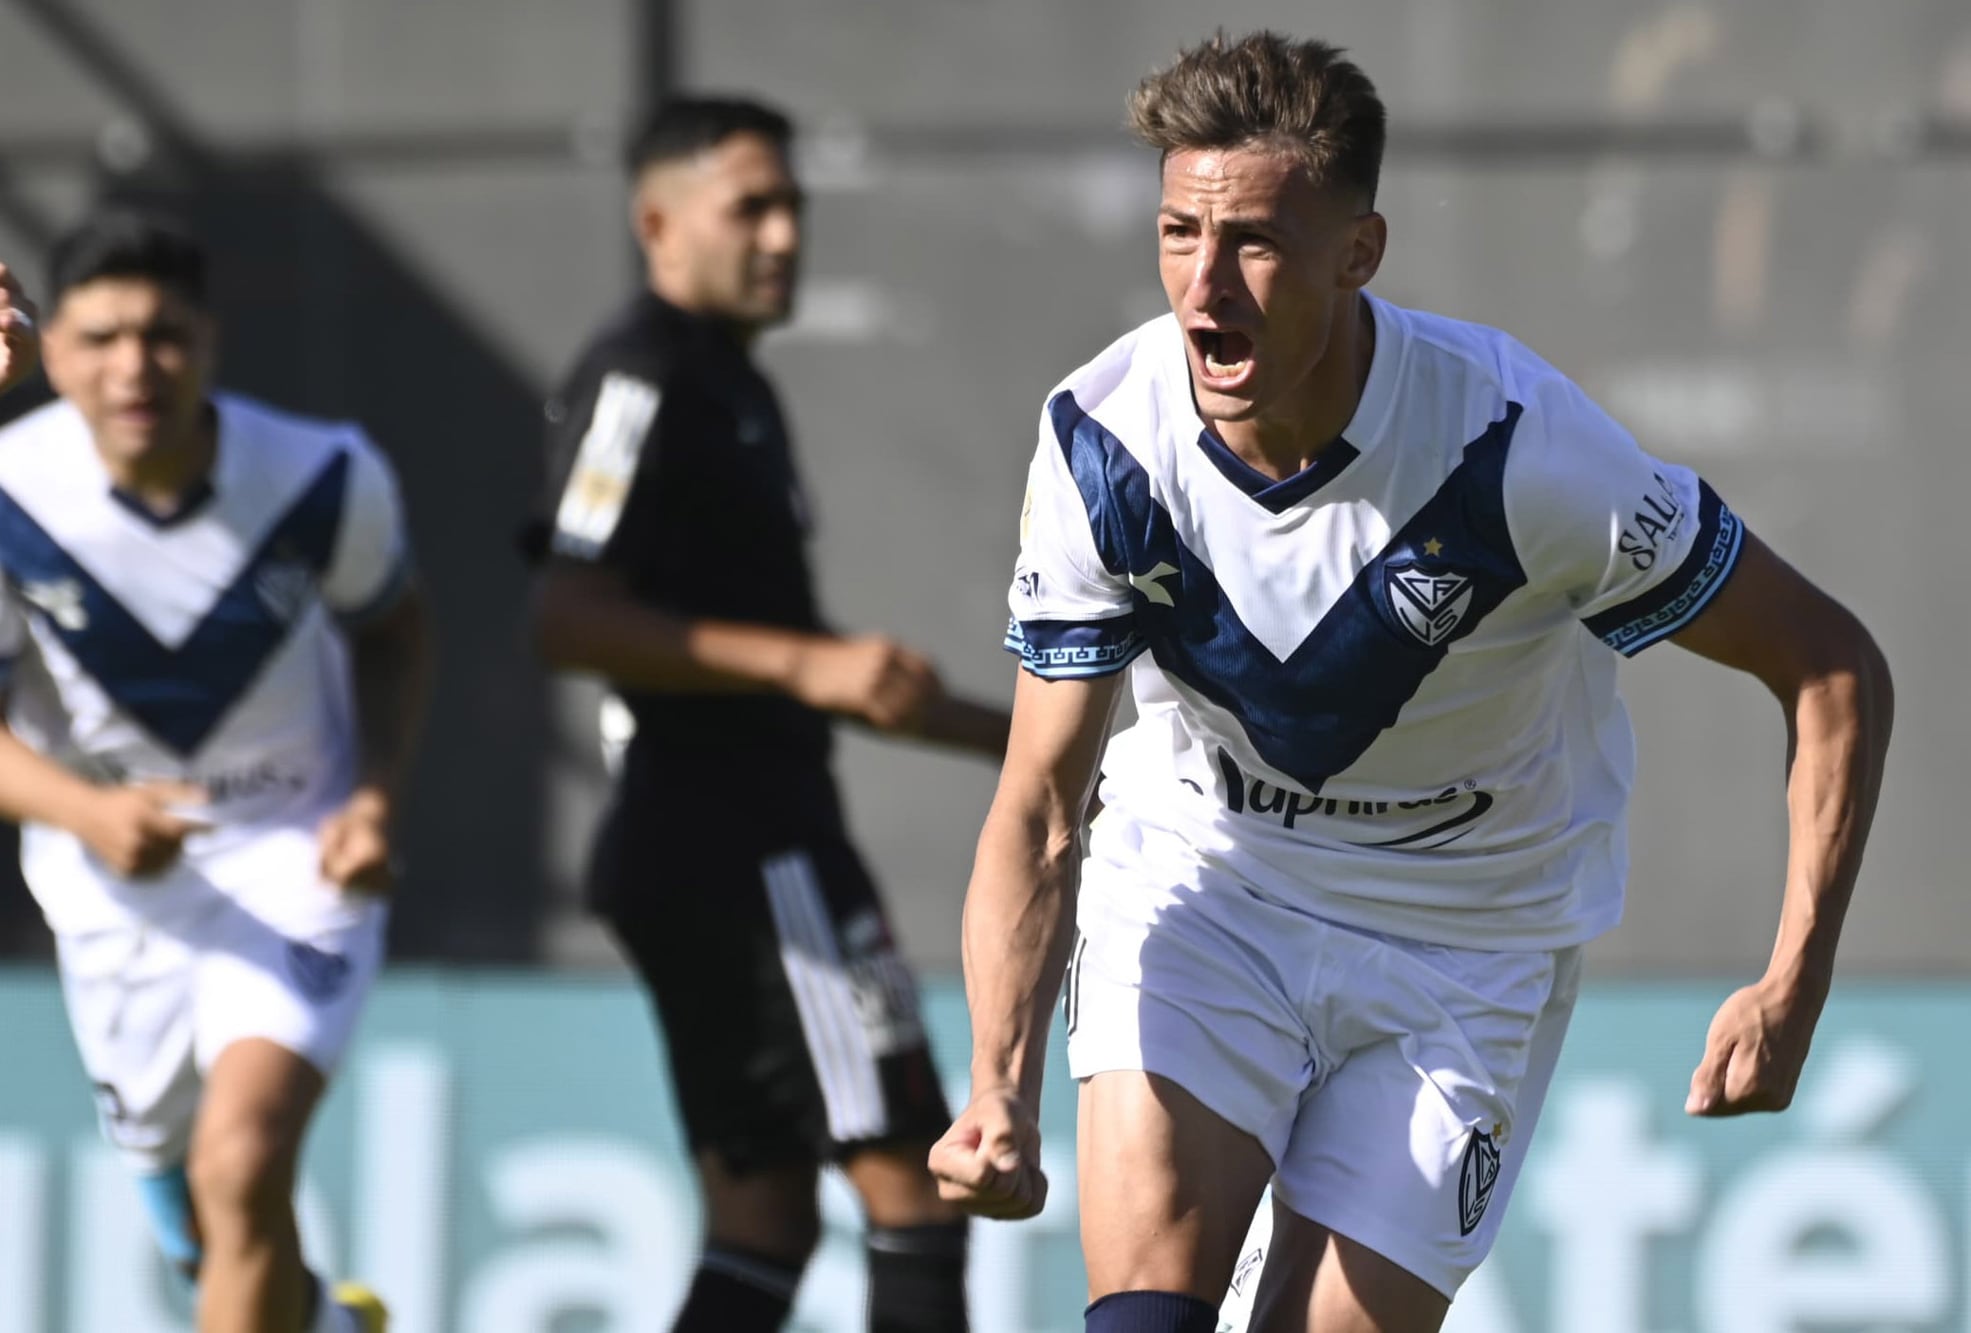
[866,1220,968,1331]
[671,1246,802,1333]
[1085,1289,1220,1333]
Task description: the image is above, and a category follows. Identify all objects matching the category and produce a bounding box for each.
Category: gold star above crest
[1422,537,1444,557]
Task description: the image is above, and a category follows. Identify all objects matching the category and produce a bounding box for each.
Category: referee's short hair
[47,209,208,311]
[626,96,795,175]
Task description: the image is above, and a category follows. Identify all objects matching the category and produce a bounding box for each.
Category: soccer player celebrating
[0,214,429,1333]
[529,97,1007,1332]
[930,32,1893,1333]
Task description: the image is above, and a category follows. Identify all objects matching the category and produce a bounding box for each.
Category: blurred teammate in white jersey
[930,32,1894,1333]
[0,214,429,1333]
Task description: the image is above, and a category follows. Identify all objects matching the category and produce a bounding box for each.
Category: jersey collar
[103,397,231,529]
[1167,292,1402,513]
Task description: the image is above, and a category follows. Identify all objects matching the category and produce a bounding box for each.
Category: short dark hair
[1128,31,1386,205]
[47,209,208,310]
[625,96,795,175]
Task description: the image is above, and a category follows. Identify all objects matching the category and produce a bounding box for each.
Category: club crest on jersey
[1386,562,1474,647]
[285,940,352,1004]
[1458,1125,1503,1236]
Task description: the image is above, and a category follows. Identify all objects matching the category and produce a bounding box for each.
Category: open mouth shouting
[1189,326,1256,392]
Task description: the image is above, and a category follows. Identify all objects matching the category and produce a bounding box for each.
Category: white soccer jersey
[0,394,410,936]
[1008,294,1744,949]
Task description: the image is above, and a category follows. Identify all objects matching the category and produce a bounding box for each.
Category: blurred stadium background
[0,0,1967,1328]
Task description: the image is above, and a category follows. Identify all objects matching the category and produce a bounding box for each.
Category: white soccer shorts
[1066,819,1581,1299]
[55,895,388,1171]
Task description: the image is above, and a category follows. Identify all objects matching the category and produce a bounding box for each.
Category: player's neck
[100,406,218,515]
[1213,294,1374,481]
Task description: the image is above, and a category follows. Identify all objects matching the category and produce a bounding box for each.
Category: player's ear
[628,165,675,254]
[630,190,663,251]
[1337,211,1386,291]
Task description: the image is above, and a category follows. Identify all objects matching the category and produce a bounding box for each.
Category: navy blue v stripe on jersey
[1193,427,1360,513]
[1042,392,1528,793]
[0,453,351,755]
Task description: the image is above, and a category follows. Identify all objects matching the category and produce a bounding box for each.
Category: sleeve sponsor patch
[550,372,661,560]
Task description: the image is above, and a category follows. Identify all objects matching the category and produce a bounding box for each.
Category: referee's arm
[533,560,960,736]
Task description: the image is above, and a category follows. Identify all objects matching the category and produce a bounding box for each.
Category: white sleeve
[1002,393,1144,678]
[321,431,413,624]
[1505,377,1745,657]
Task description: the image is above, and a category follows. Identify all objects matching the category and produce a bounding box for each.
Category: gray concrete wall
[1,0,1965,975]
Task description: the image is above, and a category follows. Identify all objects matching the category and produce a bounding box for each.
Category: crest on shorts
[285,940,352,1004]
[1386,562,1474,647]
[1458,1125,1503,1236]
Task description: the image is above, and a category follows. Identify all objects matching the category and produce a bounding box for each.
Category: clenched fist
[0,263,40,396]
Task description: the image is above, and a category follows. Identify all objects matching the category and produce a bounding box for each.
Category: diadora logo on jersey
[1385,558,1473,646]
[1128,561,1179,607]
[1459,1124,1504,1236]
[19,578,87,630]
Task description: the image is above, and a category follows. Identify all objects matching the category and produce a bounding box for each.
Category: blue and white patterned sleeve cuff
[1005,615,1146,679]
[1584,483,1745,656]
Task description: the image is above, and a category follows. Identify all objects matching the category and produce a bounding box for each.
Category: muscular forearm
[962,792,1083,1103]
[533,577,816,696]
[348,590,434,803]
[1765,638,1894,998]
[914,693,1012,759]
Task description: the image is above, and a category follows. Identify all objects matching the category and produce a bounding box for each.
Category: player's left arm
[1670,531,1893,1116]
[318,435,433,892]
[1509,374,1893,1116]
[324,584,433,889]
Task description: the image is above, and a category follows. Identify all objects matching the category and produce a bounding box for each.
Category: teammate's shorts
[593,758,951,1173]
[56,895,389,1172]
[1067,818,1580,1299]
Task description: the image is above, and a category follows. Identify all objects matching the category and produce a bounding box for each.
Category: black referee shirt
[531,292,832,765]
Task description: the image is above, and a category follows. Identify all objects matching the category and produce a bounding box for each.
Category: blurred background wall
[0,0,1964,978]
[2,3,1968,1330]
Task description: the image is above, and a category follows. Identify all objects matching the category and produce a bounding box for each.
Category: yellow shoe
[331,1282,389,1333]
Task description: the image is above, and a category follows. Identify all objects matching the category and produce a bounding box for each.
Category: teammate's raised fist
[0,263,40,396]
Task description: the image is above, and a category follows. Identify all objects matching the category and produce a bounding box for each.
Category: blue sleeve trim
[1586,484,1745,656]
[1005,616,1145,679]
[333,555,414,631]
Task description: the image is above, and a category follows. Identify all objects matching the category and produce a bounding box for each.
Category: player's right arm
[0,723,204,878]
[931,390,1139,1219]
[931,666,1118,1219]
[0,583,203,877]
[526,365,945,732]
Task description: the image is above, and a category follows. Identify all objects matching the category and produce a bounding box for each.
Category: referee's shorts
[591,757,952,1173]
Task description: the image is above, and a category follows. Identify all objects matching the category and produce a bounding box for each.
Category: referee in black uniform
[529,98,1007,1333]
